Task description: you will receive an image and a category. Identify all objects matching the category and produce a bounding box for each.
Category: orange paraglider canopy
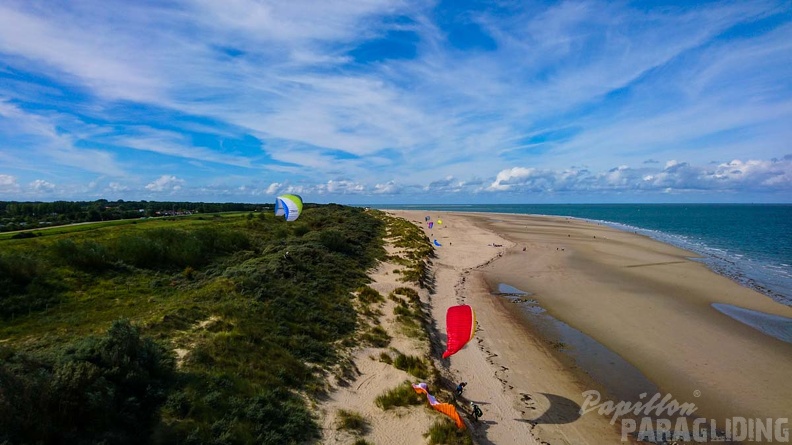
[442,305,476,359]
[412,382,465,429]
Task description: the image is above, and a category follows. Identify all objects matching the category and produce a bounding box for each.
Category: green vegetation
[356,285,385,304]
[360,325,391,347]
[0,199,270,234]
[390,287,429,341]
[381,214,434,289]
[336,409,368,434]
[374,381,424,410]
[426,420,474,445]
[0,204,386,444]
[392,352,431,379]
[0,319,175,444]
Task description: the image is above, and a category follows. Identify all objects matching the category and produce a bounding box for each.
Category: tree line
[0,199,272,232]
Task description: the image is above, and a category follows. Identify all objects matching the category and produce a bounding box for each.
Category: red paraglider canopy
[442,305,476,359]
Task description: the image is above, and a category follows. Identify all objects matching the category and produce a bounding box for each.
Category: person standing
[455,382,467,397]
[470,402,483,422]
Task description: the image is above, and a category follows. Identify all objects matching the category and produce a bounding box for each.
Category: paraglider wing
[274,194,303,221]
[433,239,442,247]
[412,383,465,429]
[442,305,476,359]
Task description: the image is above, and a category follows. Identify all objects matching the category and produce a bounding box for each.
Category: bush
[0,319,176,444]
[426,419,473,444]
[336,409,367,433]
[393,286,420,303]
[393,353,430,379]
[361,326,390,347]
[374,381,423,410]
[114,227,250,270]
[10,232,36,239]
[357,286,384,304]
[0,252,61,318]
[51,239,114,271]
[319,229,353,254]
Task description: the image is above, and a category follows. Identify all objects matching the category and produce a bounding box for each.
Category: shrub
[374,381,423,410]
[319,229,352,254]
[51,239,114,271]
[336,409,367,433]
[0,319,176,444]
[357,286,384,304]
[393,353,430,379]
[393,287,420,303]
[10,232,36,239]
[291,223,310,237]
[0,253,61,318]
[426,419,473,444]
[361,326,390,348]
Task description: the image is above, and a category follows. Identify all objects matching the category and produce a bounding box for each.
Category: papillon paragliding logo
[274,194,303,221]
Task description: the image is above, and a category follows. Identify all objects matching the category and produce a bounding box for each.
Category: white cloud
[29,179,55,193]
[487,157,792,194]
[0,2,164,102]
[0,100,126,176]
[106,182,129,193]
[373,181,401,194]
[145,175,185,192]
[105,128,254,168]
[0,174,20,193]
[0,1,789,202]
[321,179,366,194]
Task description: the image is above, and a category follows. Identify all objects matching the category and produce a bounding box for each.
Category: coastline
[386,210,792,444]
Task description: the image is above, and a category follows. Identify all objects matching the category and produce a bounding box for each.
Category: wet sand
[468,212,792,423]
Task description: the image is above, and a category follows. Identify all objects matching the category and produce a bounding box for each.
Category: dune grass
[426,420,474,444]
[374,381,424,410]
[0,205,387,444]
[336,409,368,434]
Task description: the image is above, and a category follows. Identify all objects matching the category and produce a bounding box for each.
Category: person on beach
[455,382,467,396]
[470,401,483,422]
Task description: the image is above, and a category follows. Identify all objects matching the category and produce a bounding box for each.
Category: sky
[1,0,791,204]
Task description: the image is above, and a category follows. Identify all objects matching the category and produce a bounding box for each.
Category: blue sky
[1,0,791,204]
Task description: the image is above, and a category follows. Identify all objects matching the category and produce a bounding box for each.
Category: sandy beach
[318,210,792,444]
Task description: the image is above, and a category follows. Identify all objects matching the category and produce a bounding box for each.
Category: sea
[368,204,792,306]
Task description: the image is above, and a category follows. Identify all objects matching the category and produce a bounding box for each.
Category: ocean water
[370,204,792,306]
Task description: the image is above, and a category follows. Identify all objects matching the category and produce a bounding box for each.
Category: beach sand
[318,210,792,444]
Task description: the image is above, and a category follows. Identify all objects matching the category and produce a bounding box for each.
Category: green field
[0,205,395,444]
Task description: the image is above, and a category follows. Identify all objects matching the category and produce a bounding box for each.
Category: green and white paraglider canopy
[274,194,303,221]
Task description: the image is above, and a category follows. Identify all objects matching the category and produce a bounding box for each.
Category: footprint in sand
[520,393,537,410]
